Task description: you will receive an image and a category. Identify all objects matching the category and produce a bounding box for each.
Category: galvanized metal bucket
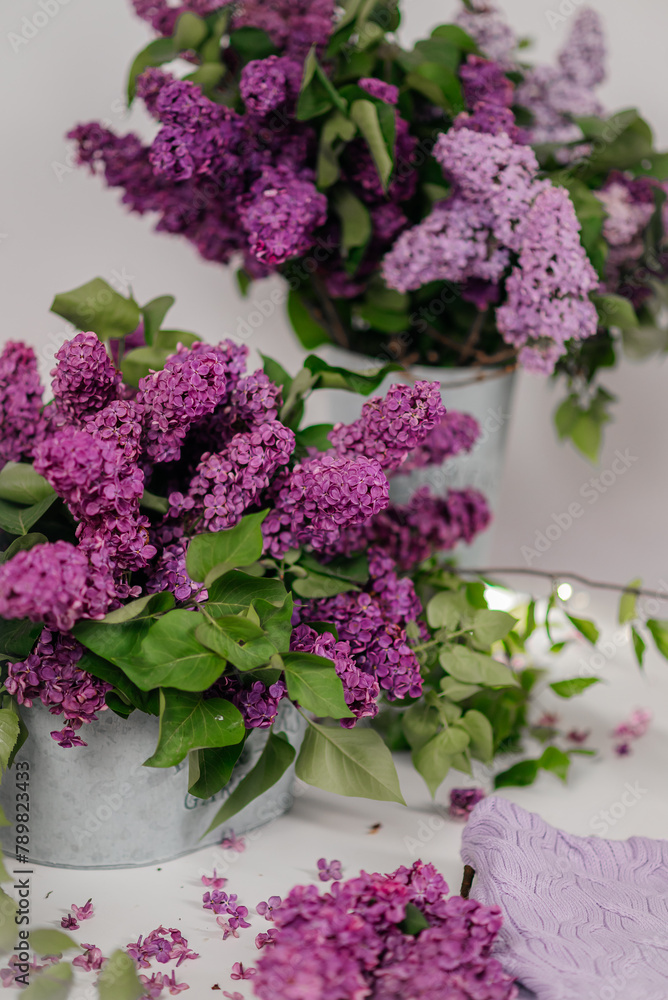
[0,700,305,869]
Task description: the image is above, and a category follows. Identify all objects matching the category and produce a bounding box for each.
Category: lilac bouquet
[251,860,517,999]
[67,0,668,458]
[0,278,520,816]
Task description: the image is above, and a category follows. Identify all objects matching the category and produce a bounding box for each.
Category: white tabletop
[4,595,668,999]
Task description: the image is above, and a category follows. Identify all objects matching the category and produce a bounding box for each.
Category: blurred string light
[483,586,520,612]
[557,582,573,601]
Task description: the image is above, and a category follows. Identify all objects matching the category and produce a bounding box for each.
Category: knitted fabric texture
[461,796,668,1000]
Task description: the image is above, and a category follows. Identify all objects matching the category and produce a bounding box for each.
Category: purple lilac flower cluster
[252,859,517,999]
[299,550,424,703]
[4,631,111,748]
[383,120,599,372]
[126,927,199,969]
[1,321,490,743]
[0,342,44,468]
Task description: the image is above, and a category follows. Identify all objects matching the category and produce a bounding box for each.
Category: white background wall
[3,0,668,590]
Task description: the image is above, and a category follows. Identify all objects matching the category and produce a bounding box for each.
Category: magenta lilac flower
[329,381,445,474]
[317,858,343,882]
[401,410,480,472]
[450,787,486,819]
[239,166,328,266]
[61,914,79,930]
[0,341,44,467]
[253,859,517,999]
[71,899,94,921]
[240,56,302,117]
[126,928,199,970]
[290,624,380,726]
[6,630,111,747]
[359,78,399,105]
[51,332,121,422]
[137,347,228,463]
[262,453,389,556]
[72,943,106,972]
[0,542,113,632]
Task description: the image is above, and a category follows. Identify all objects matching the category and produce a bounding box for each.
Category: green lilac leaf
[565,615,599,645]
[618,578,642,624]
[21,961,73,1000]
[97,949,144,1000]
[29,929,78,956]
[145,691,245,768]
[127,37,177,103]
[550,677,600,698]
[440,646,519,688]
[296,722,405,804]
[0,464,53,505]
[401,701,441,752]
[350,99,393,190]
[472,610,517,645]
[140,294,174,346]
[282,652,354,718]
[50,277,140,341]
[459,710,494,763]
[3,696,29,769]
[632,626,646,667]
[112,610,232,692]
[205,732,295,833]
[0,709,20,772]
[0,533,48,564]
[412,727,470,796]
[303,354,402,395]
[259,353,293,395]
[188,741,246,799]
[426,591,461,630]
[196,620,276,671]
[186,511,269,583]
[539,745,571,783]
[646,619,668,659]
[400,903,430,936]
[287,290,331,349]
[439,678,481,701]
[0,494,57,536]
[0,617,42,660]
[494,758,540,789]
[292,571,358,598]
[205,572,288,618]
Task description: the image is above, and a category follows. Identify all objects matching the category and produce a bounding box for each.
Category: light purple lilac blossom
[252,859,517,999]
[359,78,399,105]
[455,1,517,67]
[496,185,599,373]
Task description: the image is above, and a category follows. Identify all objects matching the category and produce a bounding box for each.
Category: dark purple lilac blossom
[0,341,44,467]
[460,55,514,110]
[231,0,336,59]
[239,166,328,266]
[253,859,517,999]
[450,787,486,819]
[240,56,302,117]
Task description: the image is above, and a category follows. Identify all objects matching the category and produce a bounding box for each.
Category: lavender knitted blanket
[461,796,668,1000]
